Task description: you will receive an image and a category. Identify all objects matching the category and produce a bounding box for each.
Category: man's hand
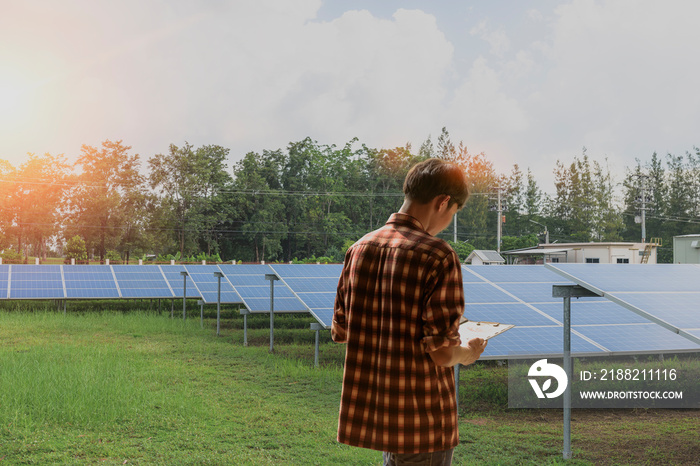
[461,337,487,366]
[428,338,488,367]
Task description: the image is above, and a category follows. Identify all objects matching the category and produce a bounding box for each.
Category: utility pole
[529,219,549,244]
[633,174,650,244]
[490,186,506,252]
[453,212,457,243]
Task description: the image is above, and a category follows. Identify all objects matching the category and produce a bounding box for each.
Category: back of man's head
[403,158,470,208]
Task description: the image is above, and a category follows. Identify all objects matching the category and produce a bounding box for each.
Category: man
[332,158,488,466]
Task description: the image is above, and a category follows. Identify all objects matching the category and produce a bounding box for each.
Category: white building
[503,242,658,264]
[465,250,506,265]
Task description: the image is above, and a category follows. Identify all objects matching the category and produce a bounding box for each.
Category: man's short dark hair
[403,158,470,208]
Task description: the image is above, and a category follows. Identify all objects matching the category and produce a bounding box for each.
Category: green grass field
[0,304,697,465]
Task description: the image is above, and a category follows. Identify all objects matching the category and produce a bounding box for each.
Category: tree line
[1,128,698,264]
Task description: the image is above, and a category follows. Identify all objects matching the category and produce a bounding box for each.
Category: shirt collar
[386,212,427,233]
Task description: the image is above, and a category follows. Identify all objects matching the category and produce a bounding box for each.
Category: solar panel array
[546,263,700,346]
[269,264,344,326]
[3,263,698,359]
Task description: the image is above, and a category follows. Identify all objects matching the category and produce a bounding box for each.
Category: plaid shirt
[332,212,464,454]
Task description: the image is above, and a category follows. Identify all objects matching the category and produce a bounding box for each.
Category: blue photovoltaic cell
[218,264,273,275]
[464,303,559,327]
[161,265,200,298]
[270,264,343,326]
[573,324,700,353]
[613,293,700,328]
[0,265,9,299]
[282,277,340,293]
[547,263,700,293]
[225,274,270,287]
[9,265,65,299]
[464,265,569,283]
[463,282,518,303]
[480,326,602,358]
[269,263,343,278]
[112,265,174,298]
[243,297,309,312]
[547,263,700,347]
[217,264,306,313]
[295,292,336,310]
[535,301,654,326]
[312,308,334,327]
[236,286,296,299]
[184,265,242,304]
[63,265,120,299]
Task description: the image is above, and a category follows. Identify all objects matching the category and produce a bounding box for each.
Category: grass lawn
[0,305,697,465]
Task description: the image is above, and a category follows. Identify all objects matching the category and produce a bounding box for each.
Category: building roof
[466,250,505,263]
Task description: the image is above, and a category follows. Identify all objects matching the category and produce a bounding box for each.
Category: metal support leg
[563,296,572,460]
[311,323,323,368]
[243,313,248,346]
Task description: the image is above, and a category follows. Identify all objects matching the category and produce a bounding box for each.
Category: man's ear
[434,194,451,212]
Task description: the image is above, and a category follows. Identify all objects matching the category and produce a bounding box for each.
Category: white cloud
[469,20,511,58]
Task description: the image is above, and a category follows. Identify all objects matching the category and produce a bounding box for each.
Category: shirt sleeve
[420,250,464,353]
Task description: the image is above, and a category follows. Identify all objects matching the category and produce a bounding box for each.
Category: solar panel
[217,264,307,313]
[63,265,120,299]
[112,265,174,298]
[161,265,200,298]
[184,265,243,304]
[0,265,9,299]
[9,264,65,299]
[546,263,700,346]
[461,264,700,359]
[269,264,343,327]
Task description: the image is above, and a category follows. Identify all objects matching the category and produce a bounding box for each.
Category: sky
[1,0,699,193]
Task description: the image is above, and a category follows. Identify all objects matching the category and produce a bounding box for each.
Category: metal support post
[552,284,599,460]
[310,323,324,367]
[240,309,250,346]
[563,295,572,459]
[180,270,188,321]
[265,274,280,353]
[200,300,204,329]
[214,272,223,336]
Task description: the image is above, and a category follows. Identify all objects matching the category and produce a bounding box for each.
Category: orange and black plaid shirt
[332,212,464,454]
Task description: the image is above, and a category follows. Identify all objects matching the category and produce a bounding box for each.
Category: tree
[64,235,88,264]
[149,143,232,258]
[67,140,144,262]
[3,153,70,261]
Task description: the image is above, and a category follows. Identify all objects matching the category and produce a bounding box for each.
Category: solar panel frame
[63,265,121,299]
[111,265,175,299]
[0,264,10,299]
[217,264,308,313]
[461,264,700,359]
[8,264,65,299]
[269,264,343,327]
[183,265,243,304]
[545,263,700,346]
[160,265,201,298]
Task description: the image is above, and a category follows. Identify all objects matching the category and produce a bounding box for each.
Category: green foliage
[64,236,87,263]
[0,248,24,263]
[105,249,121,262]
[447,240,475,262]
[500,234,539,252]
